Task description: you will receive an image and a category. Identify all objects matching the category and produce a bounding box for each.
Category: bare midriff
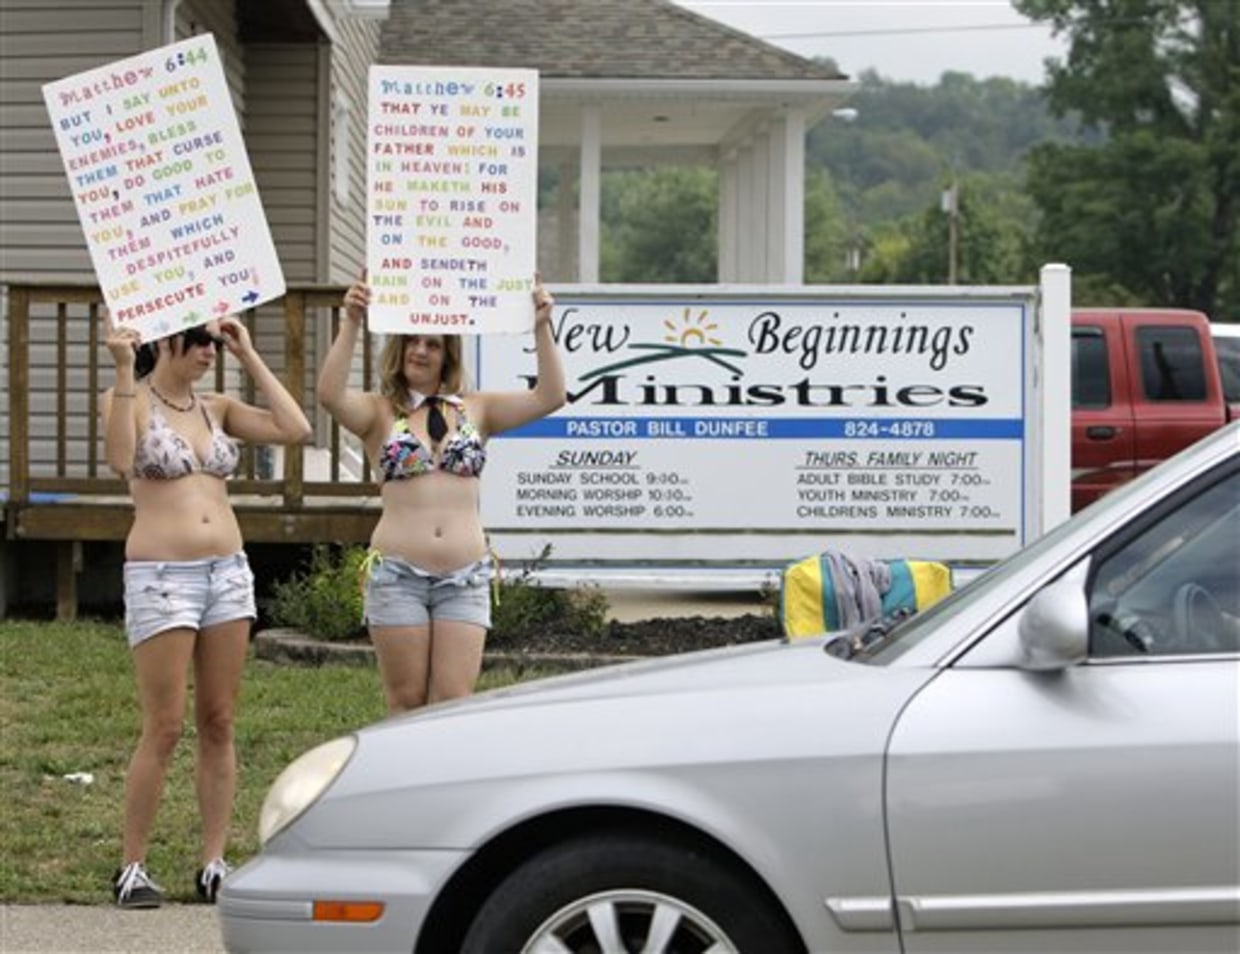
[126,474,243,560]
[370,472,487,575]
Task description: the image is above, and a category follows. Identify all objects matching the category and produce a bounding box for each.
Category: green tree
[1015,0,1240,318]
[857,174,1038,285]
[806,67,1088,229]
[804,169,851,282]
[601,167,717,283]
[587,69,1094,288]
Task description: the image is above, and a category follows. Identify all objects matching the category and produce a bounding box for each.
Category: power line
[763,22,1047,40]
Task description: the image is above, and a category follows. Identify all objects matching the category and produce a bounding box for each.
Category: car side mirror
[1019,565,1090,671]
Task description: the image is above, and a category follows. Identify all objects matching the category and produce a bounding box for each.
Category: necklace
[149,383,196,413]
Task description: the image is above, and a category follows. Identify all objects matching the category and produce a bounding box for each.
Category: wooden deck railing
[3,281,383,617]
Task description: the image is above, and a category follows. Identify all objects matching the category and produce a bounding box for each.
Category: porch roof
[377,0,846,81]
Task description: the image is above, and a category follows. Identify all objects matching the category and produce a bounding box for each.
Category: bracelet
[112,391,136,398]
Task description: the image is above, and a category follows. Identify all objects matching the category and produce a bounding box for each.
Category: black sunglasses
[182,326,226,349]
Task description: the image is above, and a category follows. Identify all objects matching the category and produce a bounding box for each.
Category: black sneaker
[113,861,163,909]
[195,857,231,903]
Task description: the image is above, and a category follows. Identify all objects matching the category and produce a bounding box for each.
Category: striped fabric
[780,554,953,640]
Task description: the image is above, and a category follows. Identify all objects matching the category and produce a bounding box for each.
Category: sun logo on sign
[578,306,746,381]
[664,308,722,348]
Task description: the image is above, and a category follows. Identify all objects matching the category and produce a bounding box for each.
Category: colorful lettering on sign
[43,34,284,338]
[366,66,538,334]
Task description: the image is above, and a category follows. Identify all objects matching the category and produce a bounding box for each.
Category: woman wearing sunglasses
[100,316,311,909]
[317,277,565,717]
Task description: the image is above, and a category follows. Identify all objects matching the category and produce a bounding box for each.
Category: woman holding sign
[317,276,565,714]
[101,317,311,909]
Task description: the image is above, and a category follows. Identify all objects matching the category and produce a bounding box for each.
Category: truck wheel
[461,832,801,954]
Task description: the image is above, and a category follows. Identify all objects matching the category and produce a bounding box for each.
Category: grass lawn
[0,618,530,904]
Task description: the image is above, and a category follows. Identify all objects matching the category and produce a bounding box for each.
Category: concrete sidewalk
[2,904,224,953]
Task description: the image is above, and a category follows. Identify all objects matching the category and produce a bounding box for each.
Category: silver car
[220,423,1240,954]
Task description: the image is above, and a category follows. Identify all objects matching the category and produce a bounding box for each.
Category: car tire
[460,830,801,954]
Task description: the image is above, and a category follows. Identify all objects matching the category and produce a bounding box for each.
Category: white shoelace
[199,858,231,886]
[116,861,159,897]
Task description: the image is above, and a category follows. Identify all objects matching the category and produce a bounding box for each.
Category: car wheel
[461,831,801,954]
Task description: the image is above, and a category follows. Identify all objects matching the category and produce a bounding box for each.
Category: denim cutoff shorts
[363,554,492,629]
[123,552,256,648]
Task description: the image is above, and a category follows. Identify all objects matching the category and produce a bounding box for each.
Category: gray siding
[1,0,382,486]
[245,43,323,413]
[315,11,381,455]
[1,0,245,483]
[1,0,152,486]
[325,15,380,282]
[0,0,237,282]
[179,0,244,117]
[0,0,156,279]
[247,45,321,282]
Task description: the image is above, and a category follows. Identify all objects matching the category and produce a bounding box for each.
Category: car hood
[284,637,937,852]
[396,637,831,716]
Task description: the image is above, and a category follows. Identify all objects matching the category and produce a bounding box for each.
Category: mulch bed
[255,613,785,671]
[488,613,784,657]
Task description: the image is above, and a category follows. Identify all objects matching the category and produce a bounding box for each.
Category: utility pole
[828,105,861,279]
[941,178,959,284]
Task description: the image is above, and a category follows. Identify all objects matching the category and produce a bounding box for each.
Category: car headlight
[259,735,357,845]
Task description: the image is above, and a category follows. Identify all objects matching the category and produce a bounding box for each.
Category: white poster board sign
[42,35,285,340]
[366,65,539,335]
[479,285,1046,583]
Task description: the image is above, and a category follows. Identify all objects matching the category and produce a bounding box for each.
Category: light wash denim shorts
[122,552,256,648]
[363,554,492,629]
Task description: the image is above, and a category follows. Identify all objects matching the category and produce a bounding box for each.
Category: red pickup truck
[1071,308,1233,512]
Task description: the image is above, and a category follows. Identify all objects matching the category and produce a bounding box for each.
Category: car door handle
[1086,426,1117,440]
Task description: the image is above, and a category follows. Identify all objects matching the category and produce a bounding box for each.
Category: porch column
[577,105,601,283]
[749,131,769,282]
[734,143,754,281]
[767,108,805,285]
[718,152,739,282]
[556,160,577,282]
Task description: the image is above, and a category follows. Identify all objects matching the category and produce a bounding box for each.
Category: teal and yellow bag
[780,553,952,639]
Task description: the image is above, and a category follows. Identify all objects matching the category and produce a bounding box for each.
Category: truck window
[1072,326,1110,408]
[1214,334,1240,403]
[1137,326,1206,401]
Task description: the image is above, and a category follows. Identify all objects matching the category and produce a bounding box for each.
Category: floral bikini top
[132,398,240,480]
[379,395,486,482]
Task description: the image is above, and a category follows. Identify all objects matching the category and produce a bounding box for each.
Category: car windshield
[840,513,1090,664]
[1089,470,1239,655]
[844,435,1228,664]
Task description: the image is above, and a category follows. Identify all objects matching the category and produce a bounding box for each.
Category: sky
[673,0,1070,87]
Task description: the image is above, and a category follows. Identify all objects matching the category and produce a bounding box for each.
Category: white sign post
[366,65,539,335]
[479,283,1060,587]
[43,35,285,341]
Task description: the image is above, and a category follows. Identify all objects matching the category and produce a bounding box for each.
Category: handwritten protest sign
[43,34,285,341]
[366,65,539,335]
